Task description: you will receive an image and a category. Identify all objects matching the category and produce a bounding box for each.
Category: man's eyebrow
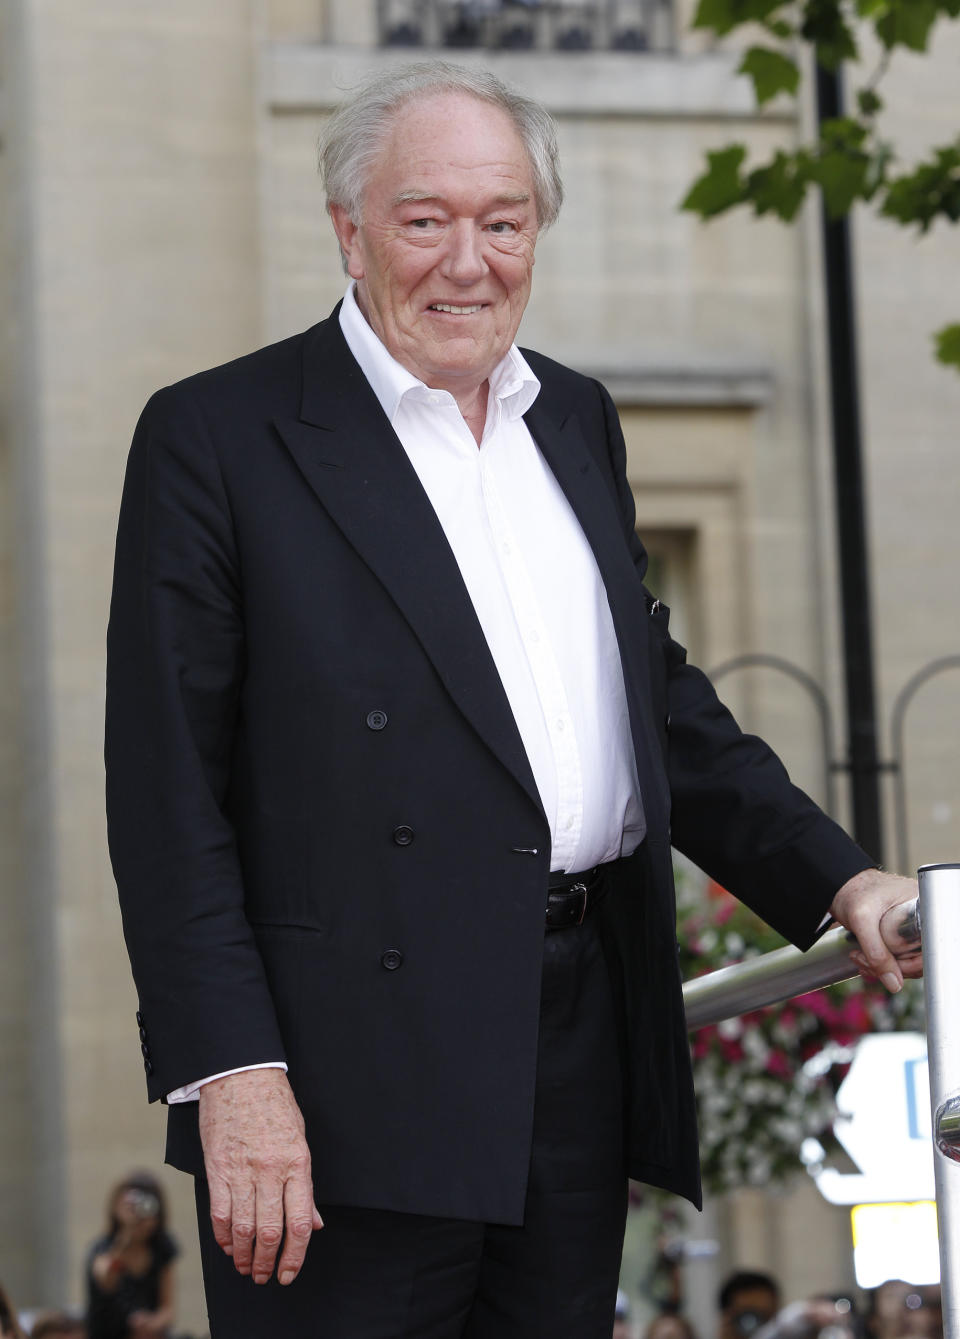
[391,190,532,208]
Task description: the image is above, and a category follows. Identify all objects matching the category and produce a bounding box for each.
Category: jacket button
[139,1026,148,1043]
[392,824,414,846]
[366,710,388,731]
[144,1059,154,1076]
[136,1011,144,1027]
[381,949,403,971]
[141,1042,150,1059]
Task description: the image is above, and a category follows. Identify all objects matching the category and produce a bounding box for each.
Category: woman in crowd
[85,1172,178,1339]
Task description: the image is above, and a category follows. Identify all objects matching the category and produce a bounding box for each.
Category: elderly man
[106,62,920,1338]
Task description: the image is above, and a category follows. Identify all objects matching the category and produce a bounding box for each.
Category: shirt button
[381,949,404,971]
[392,825,415,846]
[556,719,566,732]
[565,816,575,831]
[366,710,388,731]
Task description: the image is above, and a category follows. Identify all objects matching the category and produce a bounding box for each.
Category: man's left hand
[830,867,923,993]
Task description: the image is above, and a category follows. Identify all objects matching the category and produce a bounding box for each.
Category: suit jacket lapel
[524,397,671,826]
[274,316,544,819]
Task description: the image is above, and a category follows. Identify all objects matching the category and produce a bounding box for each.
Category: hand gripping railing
[681,899,921,1030]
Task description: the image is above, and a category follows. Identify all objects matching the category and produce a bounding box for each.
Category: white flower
[747,1156,773,1185]
[743,1030,771,1062]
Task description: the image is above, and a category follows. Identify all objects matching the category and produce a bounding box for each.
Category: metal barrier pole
[682,899,920,1030]
[919,864,960,1338]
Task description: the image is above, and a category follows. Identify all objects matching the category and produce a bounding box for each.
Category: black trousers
[196,913,628,1338]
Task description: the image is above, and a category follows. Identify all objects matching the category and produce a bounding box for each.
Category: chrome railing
[682,899,920,1030]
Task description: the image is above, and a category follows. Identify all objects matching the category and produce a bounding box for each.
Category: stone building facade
[1,1,957,1331]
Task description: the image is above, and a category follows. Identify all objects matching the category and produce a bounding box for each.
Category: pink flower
[765,1052,792,1079]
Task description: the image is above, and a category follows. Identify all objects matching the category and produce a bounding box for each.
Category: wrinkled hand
[198,1069,323,1286]
[830,868,923,993]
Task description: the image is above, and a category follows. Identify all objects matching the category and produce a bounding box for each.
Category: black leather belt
[545,865,608,930]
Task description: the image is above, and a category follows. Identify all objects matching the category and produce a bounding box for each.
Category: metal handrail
[682,899,920,1030]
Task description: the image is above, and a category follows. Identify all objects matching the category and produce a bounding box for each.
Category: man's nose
[441,221,487,283]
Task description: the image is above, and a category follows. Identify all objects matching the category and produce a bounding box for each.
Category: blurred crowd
[1,1197,946,1339]
[614,1268,944,1339]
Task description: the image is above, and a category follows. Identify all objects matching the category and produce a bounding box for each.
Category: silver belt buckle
[571,880,588,925]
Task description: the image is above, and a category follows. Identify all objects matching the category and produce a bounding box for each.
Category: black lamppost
[815,60,885,864]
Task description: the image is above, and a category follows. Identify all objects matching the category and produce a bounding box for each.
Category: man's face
[721,1287,780,1339]
[330,91,540,398]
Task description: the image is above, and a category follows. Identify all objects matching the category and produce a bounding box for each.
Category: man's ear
[329,204,364,280]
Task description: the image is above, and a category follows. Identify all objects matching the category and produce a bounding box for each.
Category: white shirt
[168,286,644,1102]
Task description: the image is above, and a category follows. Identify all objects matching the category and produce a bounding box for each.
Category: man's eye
[409,218,435,229]
[487,221,516,234]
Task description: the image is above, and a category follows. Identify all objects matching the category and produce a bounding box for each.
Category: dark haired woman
[85,1171,178,1339]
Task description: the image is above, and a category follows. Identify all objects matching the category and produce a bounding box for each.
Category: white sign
[814,1032,935,1205]
[850,1201,940,1287]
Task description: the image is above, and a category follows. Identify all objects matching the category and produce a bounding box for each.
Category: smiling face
[330,91,539,404]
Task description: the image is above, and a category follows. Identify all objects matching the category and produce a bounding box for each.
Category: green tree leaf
[857,87,884,117]
[882,141,960,230]
[934,323,960,371]
[801,0,859,66]
[876,0,939,50]
[764,17,796,37]
[739,46,802,104]
[810,118,872,216]
[746,149,813,218]
[692,0,789,35]
[681,145,749,217]
[863,139,895,199]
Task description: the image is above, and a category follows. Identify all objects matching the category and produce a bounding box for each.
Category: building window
[377,0,676,52]
[640,527,700,659]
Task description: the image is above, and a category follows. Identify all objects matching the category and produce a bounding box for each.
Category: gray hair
[319,60,563,230]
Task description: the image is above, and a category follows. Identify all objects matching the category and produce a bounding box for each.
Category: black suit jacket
[105,308,872,1220]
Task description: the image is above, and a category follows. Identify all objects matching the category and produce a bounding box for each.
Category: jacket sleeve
[592,378,875,949]
[105,385,286,1100]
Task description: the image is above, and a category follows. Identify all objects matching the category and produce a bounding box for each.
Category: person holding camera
[85,1173,177,1339]
[718,1272,782,1339]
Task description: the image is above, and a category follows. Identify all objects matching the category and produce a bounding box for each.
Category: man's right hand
[198,1068,323,1286]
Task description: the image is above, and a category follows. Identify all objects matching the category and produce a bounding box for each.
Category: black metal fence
[708,653,960,873]
[377,0,676,52]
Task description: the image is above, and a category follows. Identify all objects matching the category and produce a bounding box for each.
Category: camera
[733,1310,774,1337]
[124,1189,160,1220]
